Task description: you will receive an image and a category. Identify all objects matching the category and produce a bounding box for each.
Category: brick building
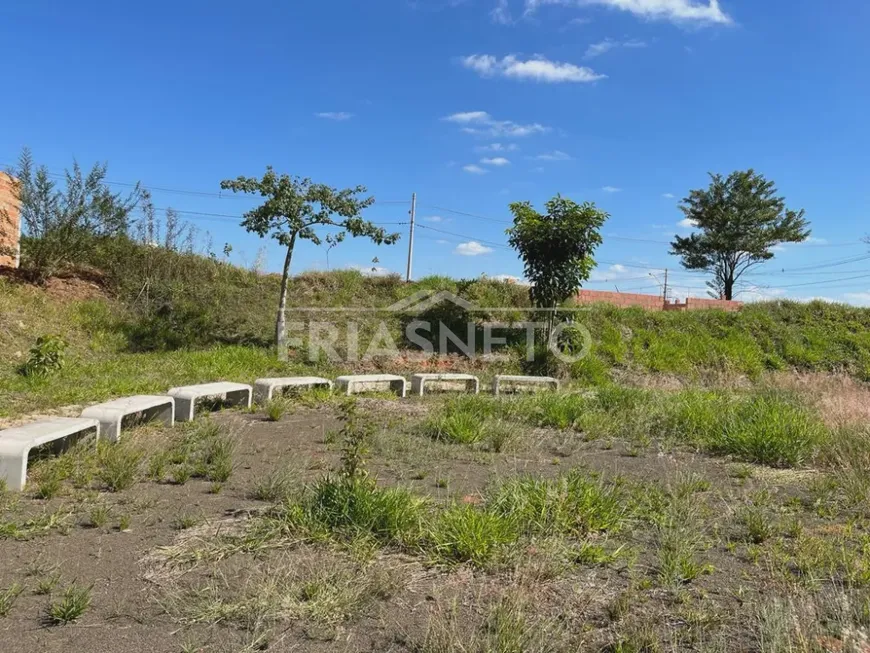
[0,172,21,268]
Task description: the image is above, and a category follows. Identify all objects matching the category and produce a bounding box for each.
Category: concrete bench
[253,377,333,403]
[167,382,253,422]
[335,374,407,398]
[411,373,480,397]
[492,375,560,395]
[80,395,174,443]
[0,418,100,491]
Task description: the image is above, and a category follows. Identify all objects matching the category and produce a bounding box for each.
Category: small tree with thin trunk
[507,195,608,337]
[220,167,399,360]
[670,170,810,300]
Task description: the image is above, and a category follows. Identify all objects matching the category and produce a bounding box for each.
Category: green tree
[220,167,399,360]
[506,195,608,335]
[7,148,140,282]
[670,170,810,300]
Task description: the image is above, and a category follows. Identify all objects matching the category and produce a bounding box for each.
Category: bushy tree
[507,195,608,334]
[670,170,810,300]
[8,148,140,282]
[220,167,400,360]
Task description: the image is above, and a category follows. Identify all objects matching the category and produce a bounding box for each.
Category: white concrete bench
[492,375,560,395]
[411,373,479,397]
[0,418,99,491]
[80,395,174,443]
[167,382,253,422]
[253,377,333,403]
[335,374,407,398]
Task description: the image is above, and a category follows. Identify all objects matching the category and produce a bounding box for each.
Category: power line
[1,159,410,205]
[415,224,513,250]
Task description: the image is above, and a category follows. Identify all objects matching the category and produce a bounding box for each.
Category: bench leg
[253,385,271,405]
[0,451,28,492]
[161,402,175,428]
[226,389,252,410]
[411,378,425,397]
[468,379,480,395]
[391,380,407,398]
[175,398,195,422]
[101,420,122,443]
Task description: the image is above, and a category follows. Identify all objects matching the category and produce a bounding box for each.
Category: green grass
[486,470,628,536]
[5,252,870,420]
[510,387,830,468]
[252,466,297,503]
[279,474,427,546]
[0,583,24,617]
[48,582,93,624]
[96,442,143,491]
[426,504,518,567]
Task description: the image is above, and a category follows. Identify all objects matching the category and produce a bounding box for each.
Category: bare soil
[0,398,849,652]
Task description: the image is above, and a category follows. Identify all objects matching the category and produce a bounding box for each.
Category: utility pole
[665,268,668,304]
[405,192,416,282]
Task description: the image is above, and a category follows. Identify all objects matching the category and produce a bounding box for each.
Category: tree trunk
[275,232,297,361]
[724,276,734,301]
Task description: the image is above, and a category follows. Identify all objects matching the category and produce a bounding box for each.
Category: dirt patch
[0,399,862,652]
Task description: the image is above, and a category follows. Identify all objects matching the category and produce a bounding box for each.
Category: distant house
[0,173,21,268]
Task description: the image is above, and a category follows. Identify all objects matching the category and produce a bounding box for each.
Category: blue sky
[1,0,869,303]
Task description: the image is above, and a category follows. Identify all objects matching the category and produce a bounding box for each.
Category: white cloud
[524,0,732,26]
[443,111,549,138]
[481,157,511,166]
[315,112,353,121]
[476,142,519,153]
[455,241,494,256]
[843,292,870,307]
[585,39,618,58]
[662,193,676,199]
[436,239,450,244]
[677,217,697,228]
[585,38,647,59]
[589,263,662,282]
[424,215,445,222]
[535,150,572,161]
[602,186,622,193]
[491,0,513,23]
[460,54,606,83]
[463,164,488,174]
[804,236,829,245]
[444,111,491,123]
[490,274,525,284]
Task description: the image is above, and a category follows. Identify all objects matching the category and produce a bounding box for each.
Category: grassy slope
[2,242,870,417]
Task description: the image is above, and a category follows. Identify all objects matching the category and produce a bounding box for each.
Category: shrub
[18,334,68,378]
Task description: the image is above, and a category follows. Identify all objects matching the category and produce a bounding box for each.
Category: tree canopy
[220,167,399,359]
[670,170,809,300]
[507,195,608,323]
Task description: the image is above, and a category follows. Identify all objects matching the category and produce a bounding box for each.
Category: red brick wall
[575,289,742,312]
[683,297,743,312]
[576,289,666,310]
[0,172,21,268]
